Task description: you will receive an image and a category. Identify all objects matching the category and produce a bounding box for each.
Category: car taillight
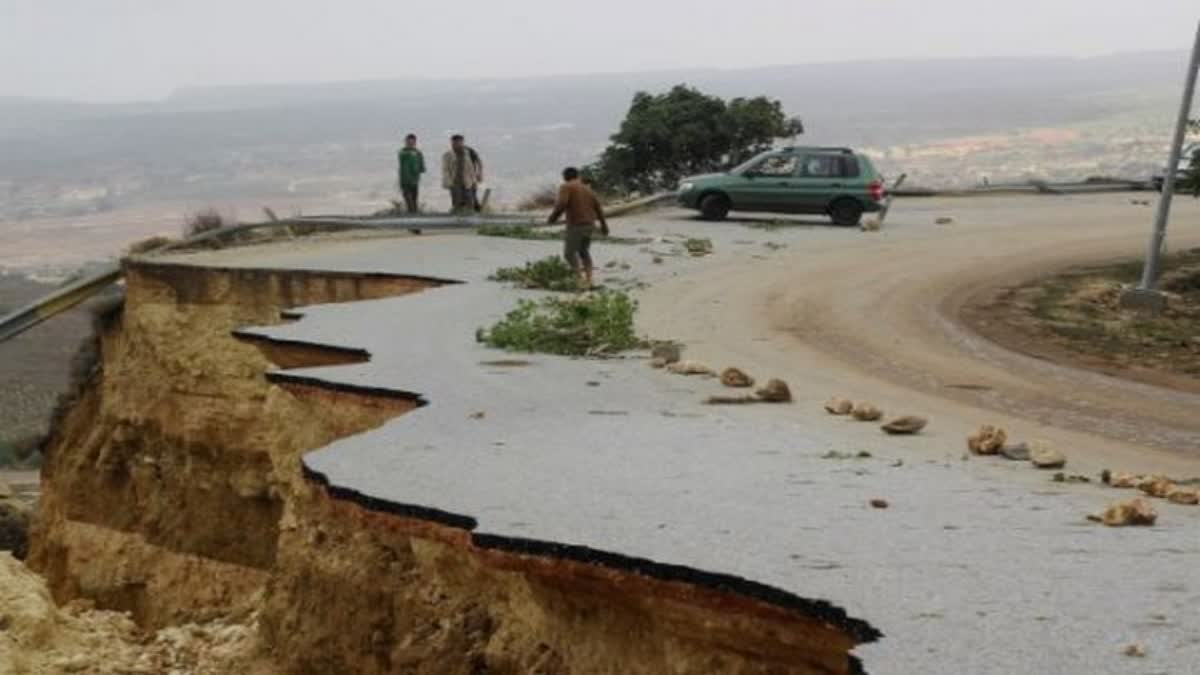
[868,180,885,202]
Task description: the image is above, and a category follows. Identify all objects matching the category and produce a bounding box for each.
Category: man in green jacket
[397,133,425,213]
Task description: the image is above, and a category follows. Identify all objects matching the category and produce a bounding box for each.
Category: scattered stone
[648,357,668,369]
[824,397,854,415]
[667,360,713,376]
[651,342,683,364]
[684,238,714,256]
[881,416,927,435]
[967,425,1007,455]
[1123,642,1147,658]
[1000,442,1031,461]
[652,256,664,264]
[851,402,883,422]
[1137,475,1175,499]
[755,378,793,403]
[860,218,881,232]
[1166,487,1200,505]
[1052,473,1091,484]
[719,367,755,388]
[604,260,618,269]
[1106,471,1141,488]
[1028,440,1067,469]
[870,498,890,509]
[704,395,758,405]
[821,450,872,460]
[469,411,486,420]
[1092,498,1158,527]
[935,216,955,225]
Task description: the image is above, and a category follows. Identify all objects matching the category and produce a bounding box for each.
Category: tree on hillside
[1185,118,1200,197]
[585,86,800,196]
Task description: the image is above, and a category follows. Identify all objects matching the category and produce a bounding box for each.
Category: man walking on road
[441,134,483,213]
[548,166,608,290]
[397,133,425,214]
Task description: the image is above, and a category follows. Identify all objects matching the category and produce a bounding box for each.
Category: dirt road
[639,193,1200,477]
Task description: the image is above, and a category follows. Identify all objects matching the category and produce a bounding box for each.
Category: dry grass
[183,208,229,237]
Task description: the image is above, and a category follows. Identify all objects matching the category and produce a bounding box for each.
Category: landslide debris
[967,425,1007,455]
[824,398,854,415]
[850,403,882,422]
[0,553,265,675]
[1028,440,1067,469]
[1090,498,1158,527]
[756,378,793,403]
[719,367,755,388]
[881,416,927,435]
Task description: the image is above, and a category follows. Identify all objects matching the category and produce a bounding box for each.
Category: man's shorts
[563,224,595,268]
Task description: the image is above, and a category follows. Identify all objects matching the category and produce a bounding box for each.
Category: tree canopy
[585,85,801,195]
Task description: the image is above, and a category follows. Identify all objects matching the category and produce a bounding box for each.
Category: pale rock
[719,367,755,388]
[1028,440,1067,469]
[666,360,713,376]
[881,416,927,435]
[967,425,1007,455]
[1166,487,1199,505]
[824,398,854,415]
[756,379,792,403]
[851,402,882,422]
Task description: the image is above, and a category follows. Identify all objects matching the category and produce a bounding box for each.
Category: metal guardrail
[0,212,544,344]
[0,263,122,343]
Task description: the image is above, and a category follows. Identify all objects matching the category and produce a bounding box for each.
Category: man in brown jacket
[548,167,608,290]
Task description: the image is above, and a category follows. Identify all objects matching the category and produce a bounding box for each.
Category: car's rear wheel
[699,194,731,221]
[829,199,864,227]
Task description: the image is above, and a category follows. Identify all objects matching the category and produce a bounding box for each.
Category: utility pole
[1123,20,1200,314]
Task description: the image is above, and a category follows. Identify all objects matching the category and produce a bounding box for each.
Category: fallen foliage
[477,292,640,356]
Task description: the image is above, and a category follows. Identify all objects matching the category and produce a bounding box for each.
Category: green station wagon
[677,146,886,226]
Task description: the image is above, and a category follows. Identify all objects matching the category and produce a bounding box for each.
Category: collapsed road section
[28,253,878,674]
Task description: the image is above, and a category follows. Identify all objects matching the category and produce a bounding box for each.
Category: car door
[728,154,800,212]
[793,153,845,212]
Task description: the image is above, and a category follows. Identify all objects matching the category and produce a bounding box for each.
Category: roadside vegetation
[477,292,640,356]
[183,208,230,237]
[516,186,560,212]
[975,247,1200,381]
[584,85,801,197]
[490,257,579,292]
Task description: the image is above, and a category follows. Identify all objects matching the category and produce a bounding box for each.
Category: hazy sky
[1,0,1197,101]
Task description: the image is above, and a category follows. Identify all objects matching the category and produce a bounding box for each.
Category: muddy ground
[966,248,1200,392]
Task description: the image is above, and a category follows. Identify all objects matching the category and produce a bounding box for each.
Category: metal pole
[1139,20,1200,291]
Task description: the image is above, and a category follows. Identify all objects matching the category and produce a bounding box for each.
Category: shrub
[126,235,175,255]
[517,185,560,212]
[490,256,579,291]
[478,291,640,356]
[477,223,560,240]
[184,208,228,237]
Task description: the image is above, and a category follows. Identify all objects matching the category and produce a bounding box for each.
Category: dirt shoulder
[963,248,1200,395]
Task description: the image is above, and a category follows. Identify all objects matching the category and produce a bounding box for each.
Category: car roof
[778,146,855,155]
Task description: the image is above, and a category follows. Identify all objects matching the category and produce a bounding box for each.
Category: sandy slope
[639,193,1200,477]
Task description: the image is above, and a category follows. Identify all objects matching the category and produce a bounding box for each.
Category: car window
[800,154,841,178]
[753,155,799,177]
[840,156,861,178]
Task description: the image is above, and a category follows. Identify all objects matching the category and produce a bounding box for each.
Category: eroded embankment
[29,258,876,674]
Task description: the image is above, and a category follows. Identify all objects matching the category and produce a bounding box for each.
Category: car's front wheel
[699,194,731,221]
[829,199,864,227]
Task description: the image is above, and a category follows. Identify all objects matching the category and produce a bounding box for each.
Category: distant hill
[0,51,1187,219]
